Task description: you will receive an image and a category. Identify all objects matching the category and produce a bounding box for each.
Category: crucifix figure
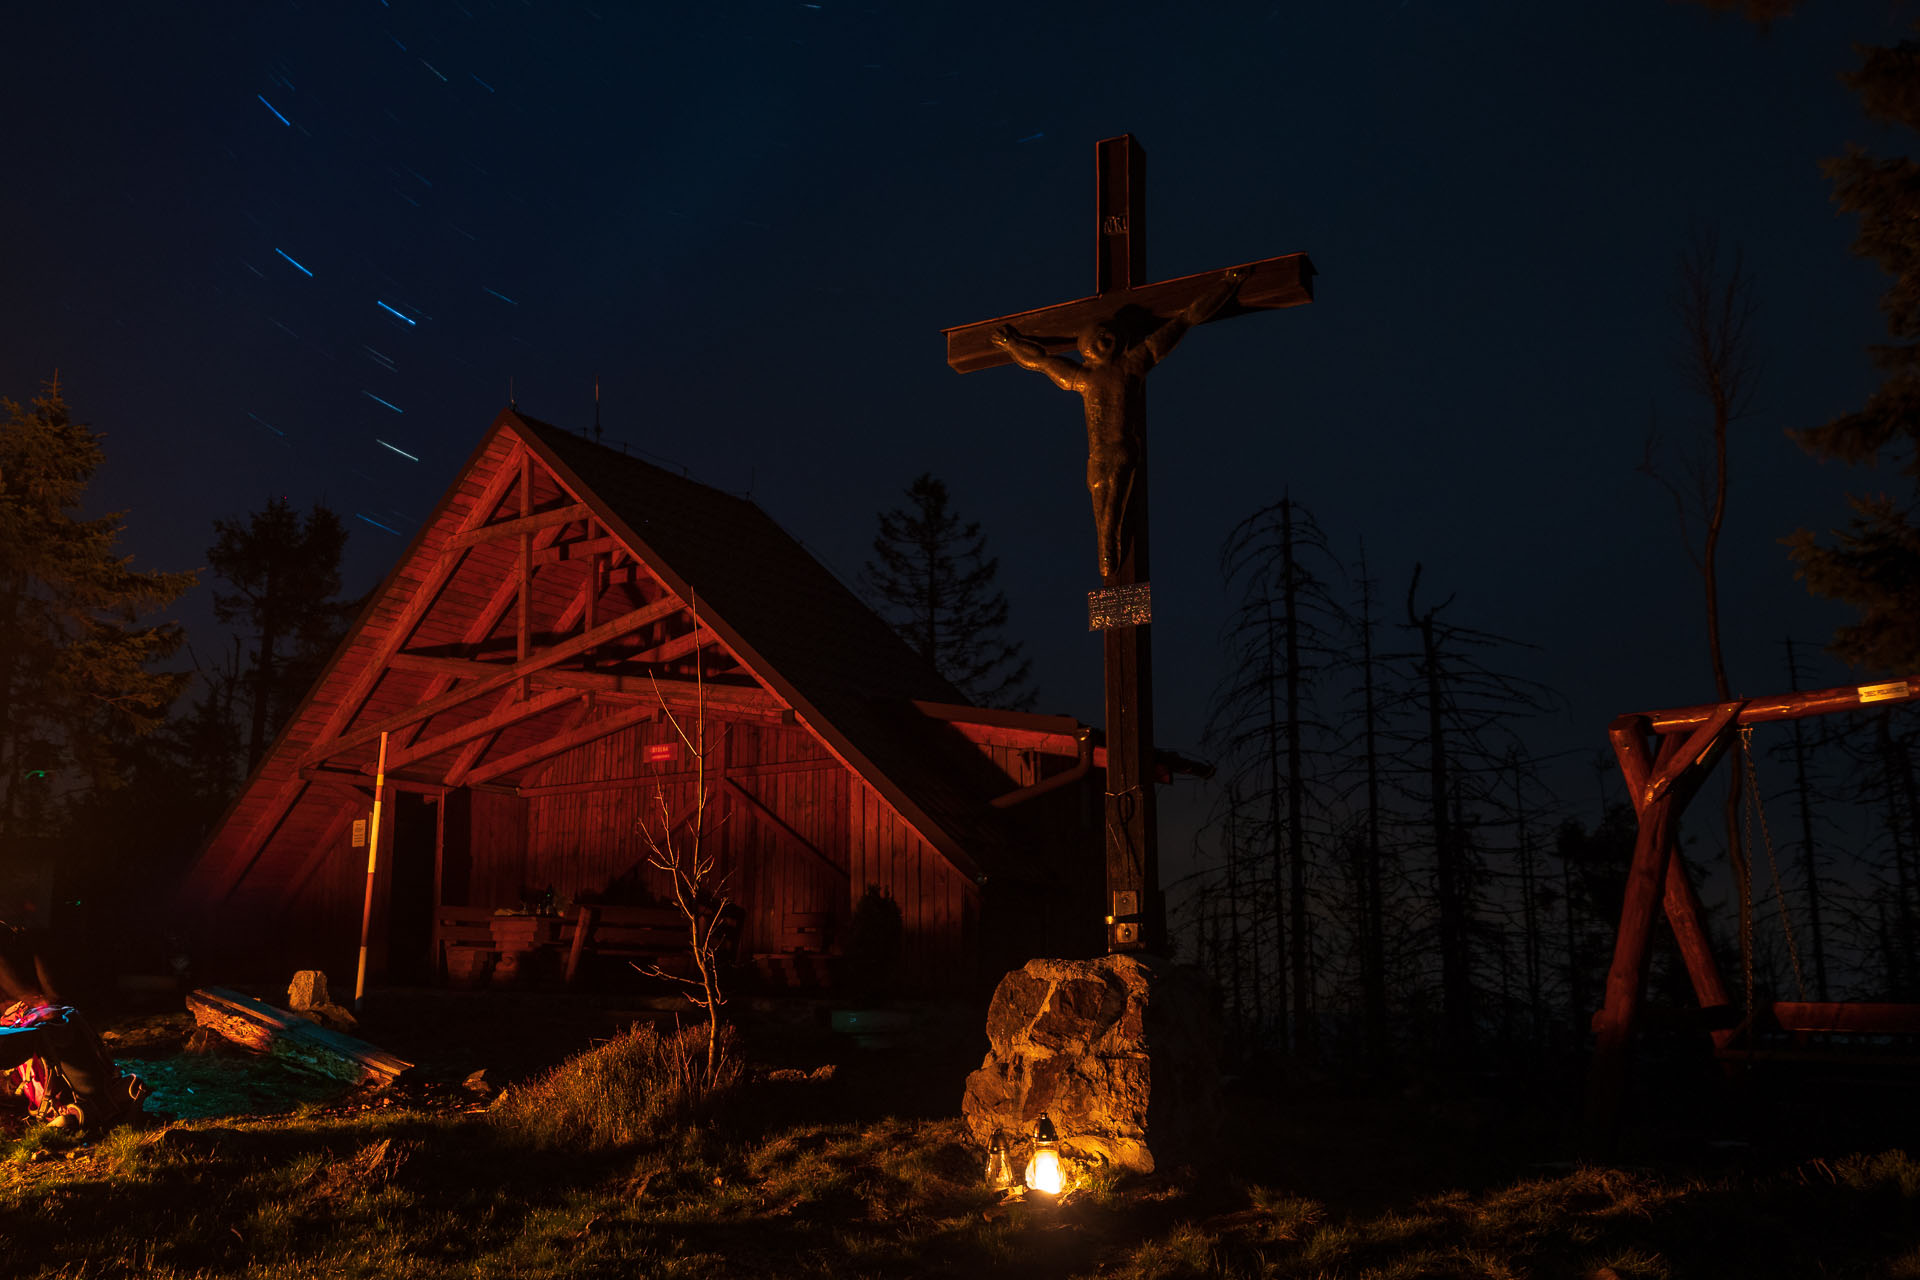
[990,268,1246,581]
[943,135,1314,953]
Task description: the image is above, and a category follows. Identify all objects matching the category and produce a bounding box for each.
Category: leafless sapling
[635,607,734,1086]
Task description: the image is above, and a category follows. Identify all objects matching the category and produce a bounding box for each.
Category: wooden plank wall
[275,794,396,979]
[520,717,850,955]
[513,715,979,991]
[524,717,708,908]
[847,777,975,993]
[724,722,847,957]
[253,724,1078,993]
[465,790,530,908]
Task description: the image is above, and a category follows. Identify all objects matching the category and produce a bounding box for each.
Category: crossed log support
[1584,675,1920,1142]
[1584,705,1740,1141]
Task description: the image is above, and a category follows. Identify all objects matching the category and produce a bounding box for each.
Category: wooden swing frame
[1585,673,1920,1135]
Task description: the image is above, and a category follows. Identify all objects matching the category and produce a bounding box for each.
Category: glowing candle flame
[1024,1149,1063,1196]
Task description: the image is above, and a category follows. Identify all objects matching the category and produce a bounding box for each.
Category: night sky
[2,2,1910,863]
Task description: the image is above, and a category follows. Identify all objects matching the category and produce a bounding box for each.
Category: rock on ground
[961,953,1220,1176]
[286,971,357,1033]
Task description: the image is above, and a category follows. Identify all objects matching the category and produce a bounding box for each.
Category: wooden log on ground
[186,986,413,1086]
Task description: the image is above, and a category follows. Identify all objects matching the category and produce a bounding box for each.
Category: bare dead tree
[1639,225,1760,1014]
[1781,638,1831,999]
[1328,543,1399,1066]
[637,604,734,1084]
[1397,564,1563,1064]
[1407,566,1467,1059]
[1204,496,1346,1058]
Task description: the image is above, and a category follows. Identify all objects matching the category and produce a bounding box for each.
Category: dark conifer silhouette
[0,378,194,840]
[862,474,1034,710]
[208,498,352,770]
[1785,38,1920,673]
[167,637,249,830]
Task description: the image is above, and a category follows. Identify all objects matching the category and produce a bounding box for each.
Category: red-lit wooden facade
[175,409,1141,993]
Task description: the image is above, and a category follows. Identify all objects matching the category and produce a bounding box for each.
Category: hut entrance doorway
[386,793,438,982]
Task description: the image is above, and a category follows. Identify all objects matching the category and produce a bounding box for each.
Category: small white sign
[1859,680,1911,705]
[352,819,368,848]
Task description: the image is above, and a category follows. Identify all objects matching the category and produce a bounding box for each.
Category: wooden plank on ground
[186,986,413,1086]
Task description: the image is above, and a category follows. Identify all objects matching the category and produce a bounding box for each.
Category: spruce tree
[862,474,1034,710]
[207,498,351,770]
[0,378,194,838]
[1788,37,1920,672]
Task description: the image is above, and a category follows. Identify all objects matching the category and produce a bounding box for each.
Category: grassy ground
[2,997,1917,1278]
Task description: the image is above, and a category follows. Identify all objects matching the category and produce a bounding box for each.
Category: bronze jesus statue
[989,267,1246,581]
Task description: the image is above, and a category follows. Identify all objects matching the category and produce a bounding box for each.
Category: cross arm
[944,251,1314,374]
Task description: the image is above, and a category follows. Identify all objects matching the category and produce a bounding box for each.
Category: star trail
[0,0,1907,841]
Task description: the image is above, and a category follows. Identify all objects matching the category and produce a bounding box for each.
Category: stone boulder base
[286,970,331,1010]
[286,970,357,1033]
[961,954,1219,1176]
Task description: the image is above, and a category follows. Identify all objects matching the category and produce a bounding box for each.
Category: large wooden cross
[943,135,1314,954]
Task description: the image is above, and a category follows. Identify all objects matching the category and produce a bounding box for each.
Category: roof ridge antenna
[593,376,603,443]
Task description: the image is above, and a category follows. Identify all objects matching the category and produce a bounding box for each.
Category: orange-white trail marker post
[353,731,389,1012]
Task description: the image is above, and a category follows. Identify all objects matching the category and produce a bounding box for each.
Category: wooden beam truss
[212,444,532,903]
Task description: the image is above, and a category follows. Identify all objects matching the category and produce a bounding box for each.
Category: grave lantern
[984,1129,1014,1189]
[1023,1114,1063,1196]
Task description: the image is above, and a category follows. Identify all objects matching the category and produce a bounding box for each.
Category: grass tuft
[1247,1185,1325,1241]
[1832,1149,1920,1198]
[489,1021,741,1152]
[1103,1220,1231,1279]
[1590,1244,1674,1278]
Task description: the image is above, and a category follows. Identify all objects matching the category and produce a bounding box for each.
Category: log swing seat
[1585,674,1920,1136]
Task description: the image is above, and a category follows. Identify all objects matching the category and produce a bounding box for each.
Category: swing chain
[1739,726,1808,1004]
[1736,734,1756,1018]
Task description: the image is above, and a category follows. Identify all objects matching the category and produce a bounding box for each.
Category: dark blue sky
[2,2,1910,839]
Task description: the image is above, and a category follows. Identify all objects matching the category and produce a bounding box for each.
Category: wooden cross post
[943,135,1314,953]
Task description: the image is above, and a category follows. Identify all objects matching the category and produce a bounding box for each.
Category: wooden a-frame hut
[176,409,1166,993]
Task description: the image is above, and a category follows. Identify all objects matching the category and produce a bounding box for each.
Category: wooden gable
[176,410,1101,988]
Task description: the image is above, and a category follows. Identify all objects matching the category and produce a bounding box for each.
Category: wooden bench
[776,909,835,954]
[433,905,497,984]
[754,909,840,989]
[565,905,708,986]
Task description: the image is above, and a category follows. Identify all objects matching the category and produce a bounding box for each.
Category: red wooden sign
[643,743,677,764]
